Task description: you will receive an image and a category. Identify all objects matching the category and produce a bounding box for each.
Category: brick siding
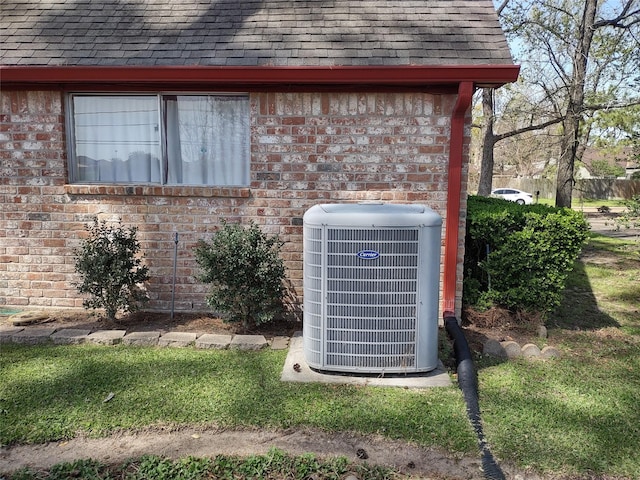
[0,89,468,317]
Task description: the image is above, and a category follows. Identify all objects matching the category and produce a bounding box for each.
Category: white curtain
[72,94,249,186]
[72,96,161,183]
[166,96,249,186]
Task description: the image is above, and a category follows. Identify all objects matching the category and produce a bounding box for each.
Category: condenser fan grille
[304,226,324,368]
[324,227,419,369]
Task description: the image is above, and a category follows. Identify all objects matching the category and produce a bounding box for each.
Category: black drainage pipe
[444,315,505,480]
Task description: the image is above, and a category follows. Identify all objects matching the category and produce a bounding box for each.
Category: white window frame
[66,92,250,187]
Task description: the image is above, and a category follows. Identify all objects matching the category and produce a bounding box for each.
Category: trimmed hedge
[463,196,589,315]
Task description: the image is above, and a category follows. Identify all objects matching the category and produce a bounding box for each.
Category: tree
[476,84,563,195]
[590,158,625,177]
[555,0,597,207]
[477,90,498,196]
[477,0,640,206]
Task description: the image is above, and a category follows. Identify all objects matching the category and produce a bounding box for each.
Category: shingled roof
[1,0,513,67]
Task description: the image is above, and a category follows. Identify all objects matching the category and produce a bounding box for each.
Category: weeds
[7,449,404,480]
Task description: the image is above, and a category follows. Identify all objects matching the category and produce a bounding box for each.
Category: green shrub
[74,218,149,321]
[194,221,286,330]
[463,196,589,315]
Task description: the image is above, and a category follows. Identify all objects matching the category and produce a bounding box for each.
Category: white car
[491,188,534,205]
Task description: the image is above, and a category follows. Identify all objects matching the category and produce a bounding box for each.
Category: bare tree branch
[494,117,564,142]
[594,0,640,28]
[496,0,510,16]
[583,98,640,112]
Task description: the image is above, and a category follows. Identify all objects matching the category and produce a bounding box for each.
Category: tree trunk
[477,89,497,196]
[556,118,578,207]
[555,0,598,208]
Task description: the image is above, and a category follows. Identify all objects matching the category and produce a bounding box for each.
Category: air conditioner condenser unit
[302,203,442,374]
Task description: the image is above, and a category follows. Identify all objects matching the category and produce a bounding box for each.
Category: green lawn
[479,233,640,476]
[0,345,473,452]
[536,197,628,208]
[2,233,639,478]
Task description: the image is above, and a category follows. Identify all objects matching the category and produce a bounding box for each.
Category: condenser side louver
[303,203,442,374]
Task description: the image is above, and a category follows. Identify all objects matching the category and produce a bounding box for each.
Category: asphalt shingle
[1,0,514,67]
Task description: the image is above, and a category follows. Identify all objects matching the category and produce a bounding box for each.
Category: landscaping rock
[541,345,562,359]
[158,332,197,347]
[87,330,126,345]
[483,338,507,358]
[537,325,548,338]
[51,329,91,345]
[521,343,541,358]
[195,334,232,349]
[0,326,24,343]
[123,331,160,346]
[270,336,290,350]
[11,327,57,344]
[230,335,267,350]
[501,340,522,359]
[9,310,50,326]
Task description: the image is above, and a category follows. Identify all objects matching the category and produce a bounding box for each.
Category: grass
[2,233,639,478]
[0,345,472,452]
[573,198,628,208]
[478,350,640,474]
[535,197,627,208]
[477,233,640,477]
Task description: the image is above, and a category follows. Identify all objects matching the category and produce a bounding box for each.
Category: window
[67,94,250,186]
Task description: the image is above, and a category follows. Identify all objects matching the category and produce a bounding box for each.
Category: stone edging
[0,326,290,351]
[1,323,560,359]
[483,338,561,360]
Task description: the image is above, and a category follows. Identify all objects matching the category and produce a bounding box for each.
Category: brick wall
[0,89,468,317]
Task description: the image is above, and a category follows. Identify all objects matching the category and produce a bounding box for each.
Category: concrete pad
[158,331,197,347]
[51,328,91,345]
[123,331,161,346]
[87,330,126,345]
[281,333,452,388]
[0,326,24,343]
[11,327,58,345]
[195,334,232,349]
[230,334,267,350]
[270,336,290,350]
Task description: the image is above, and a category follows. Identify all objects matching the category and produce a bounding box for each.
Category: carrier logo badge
[356,250,380,260]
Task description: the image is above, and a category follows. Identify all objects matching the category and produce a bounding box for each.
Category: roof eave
[0,65,520,89]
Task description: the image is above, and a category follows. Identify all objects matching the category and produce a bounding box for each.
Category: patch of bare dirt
[461,306,544,354]
[0,426,544,480]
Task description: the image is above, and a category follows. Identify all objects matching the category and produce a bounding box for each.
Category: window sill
[64,184,251,198]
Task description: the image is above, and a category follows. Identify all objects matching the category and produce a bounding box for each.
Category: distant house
[0,0,518,319]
